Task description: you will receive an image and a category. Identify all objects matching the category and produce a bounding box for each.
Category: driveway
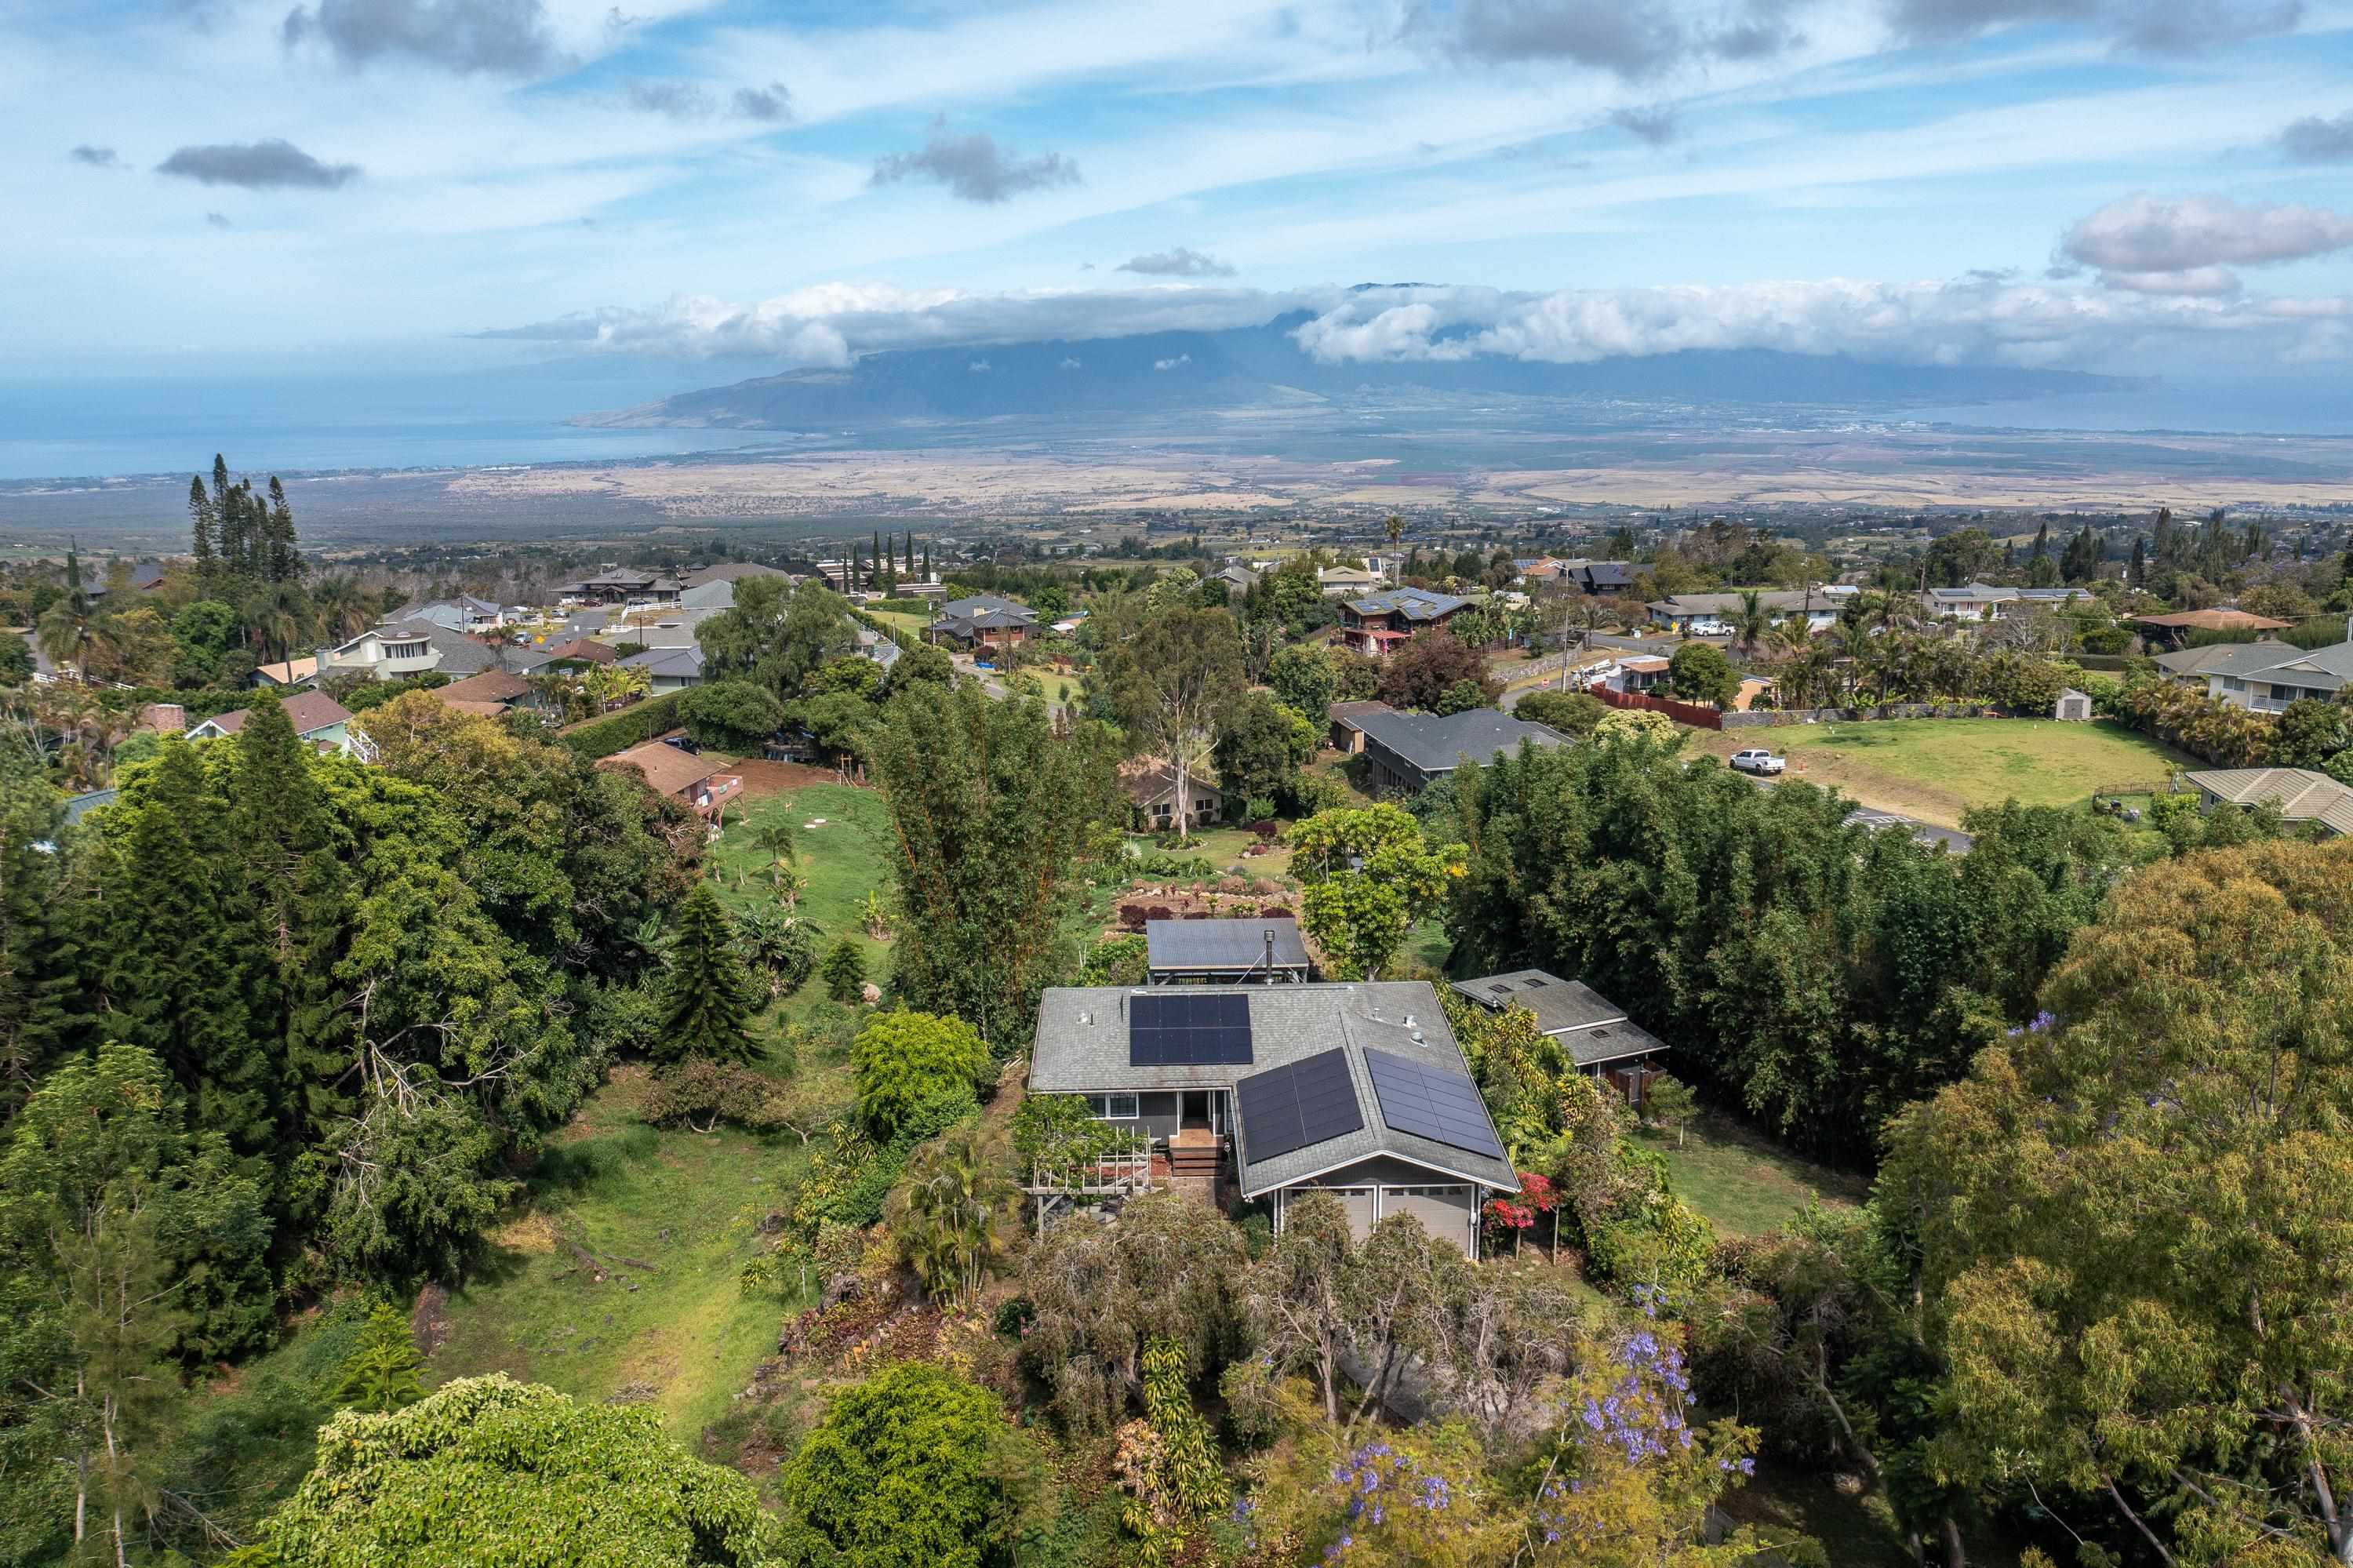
[1745,773,1973,853]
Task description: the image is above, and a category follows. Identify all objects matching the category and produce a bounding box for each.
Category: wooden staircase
[1167,1129,1224,1181]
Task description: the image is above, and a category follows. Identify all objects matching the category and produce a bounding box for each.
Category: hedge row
[557,691,688,761]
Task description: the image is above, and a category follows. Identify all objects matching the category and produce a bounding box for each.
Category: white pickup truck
[1729,748,1786,776]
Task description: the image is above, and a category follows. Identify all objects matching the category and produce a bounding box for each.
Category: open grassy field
[860,606,931,642]
[428,1068,818,1438]
[1641,1111,1870,1238]
[707,781,893,1016]
[1696,717,2195,828]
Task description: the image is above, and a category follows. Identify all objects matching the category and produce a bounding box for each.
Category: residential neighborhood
[12,492,2353,1568]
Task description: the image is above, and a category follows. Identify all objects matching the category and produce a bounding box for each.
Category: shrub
[1249,820,1279,841]
[780,1361,1043,1568]
[1079,933,1148,986]
[1116,902,1149,931]
[852,1010,990,1139]
[820,938,868,1004]
[557,690,687,760]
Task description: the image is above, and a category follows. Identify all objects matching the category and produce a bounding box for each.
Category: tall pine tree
[187,475,216,577]
[225,694,354,1196]
[100,736,270,1153]
[656,882,762,1063]
[0,740,94,1105]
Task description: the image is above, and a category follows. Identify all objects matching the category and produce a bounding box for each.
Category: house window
[1083,1093,1140,1120]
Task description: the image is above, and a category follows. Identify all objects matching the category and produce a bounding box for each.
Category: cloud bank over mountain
[488,269,2353,375]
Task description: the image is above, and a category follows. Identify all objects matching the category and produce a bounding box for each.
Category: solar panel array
[1127,990,1255,1067]
[1235,1049,1362,1162]
[1362,1048,1506,1160]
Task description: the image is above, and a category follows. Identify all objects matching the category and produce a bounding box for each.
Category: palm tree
[34,597,89,677]
[884,1129,1018,1311]
[859,890,890,941]
[311,575,371,642]
[1729,588,1773,664]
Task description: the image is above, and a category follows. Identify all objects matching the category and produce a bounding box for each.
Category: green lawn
[1641,1112,1869,1238]
[1701,717,2193,828]
[862,607,931,642]
[429,1071,816,1437]
[707,782,893,1015]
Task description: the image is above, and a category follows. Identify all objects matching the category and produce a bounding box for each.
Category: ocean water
[1903,382,2353,437]
[0,363,787,483]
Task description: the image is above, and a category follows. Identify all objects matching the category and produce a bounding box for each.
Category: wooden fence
[1592,684,1724,730]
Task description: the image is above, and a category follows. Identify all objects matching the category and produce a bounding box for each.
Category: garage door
[1303,1186,1375,1242]
[1381,1185,1475,1257]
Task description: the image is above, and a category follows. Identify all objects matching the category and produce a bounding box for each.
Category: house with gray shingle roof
[1451,970,1669,1104]
[1027,981,1517,1256]
[1354,708,1569,795]
[2155,638,2353,713]
[2184,767,2353,837]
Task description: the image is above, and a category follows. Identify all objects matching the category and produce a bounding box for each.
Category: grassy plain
[707,781,894,1017]
[1641,1112,1869,1238]
[1695,717,2193,828]
[429,1070,816,1437]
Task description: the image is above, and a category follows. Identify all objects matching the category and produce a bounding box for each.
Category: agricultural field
[1696,717,2195,828]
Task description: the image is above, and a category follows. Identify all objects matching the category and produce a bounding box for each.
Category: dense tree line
[1445,729,2130,1164]
[0,693,700,1559]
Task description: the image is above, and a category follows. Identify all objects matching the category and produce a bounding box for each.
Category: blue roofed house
[1026,981,1518,1255]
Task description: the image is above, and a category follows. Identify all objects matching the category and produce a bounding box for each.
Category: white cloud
[1293,278,2353,369]
[480,275,2353,374]
[2060,192,2353,271]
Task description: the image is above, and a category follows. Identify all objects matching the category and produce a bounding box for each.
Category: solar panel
[1363,1048,1506,1161]
[1235,1049,1362,1162]
[1128,991,1255,1067]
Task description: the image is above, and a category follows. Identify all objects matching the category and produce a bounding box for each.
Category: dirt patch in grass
[729,759,853,799]
[491,1212,559,1254]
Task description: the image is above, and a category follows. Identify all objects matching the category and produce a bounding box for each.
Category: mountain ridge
[571,312,2144,431]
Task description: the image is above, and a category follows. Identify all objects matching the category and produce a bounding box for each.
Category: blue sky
[9,0,2353,379]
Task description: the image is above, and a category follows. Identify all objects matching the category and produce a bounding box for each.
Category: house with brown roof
[431,669,536,715]
[2129,607,2294,650]
[540,638,617,665]
[251,656,320,689]
[1328,700,1395,754]
[187,691,355,755]
[1120,759,1222,831]
[598,740,743,824]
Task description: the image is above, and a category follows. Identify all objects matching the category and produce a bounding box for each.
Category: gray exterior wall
[1361,736,1432,795]
[1275,1153,1491,1258]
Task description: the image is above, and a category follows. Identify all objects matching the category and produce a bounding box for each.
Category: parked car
[1729,748,1785,776]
